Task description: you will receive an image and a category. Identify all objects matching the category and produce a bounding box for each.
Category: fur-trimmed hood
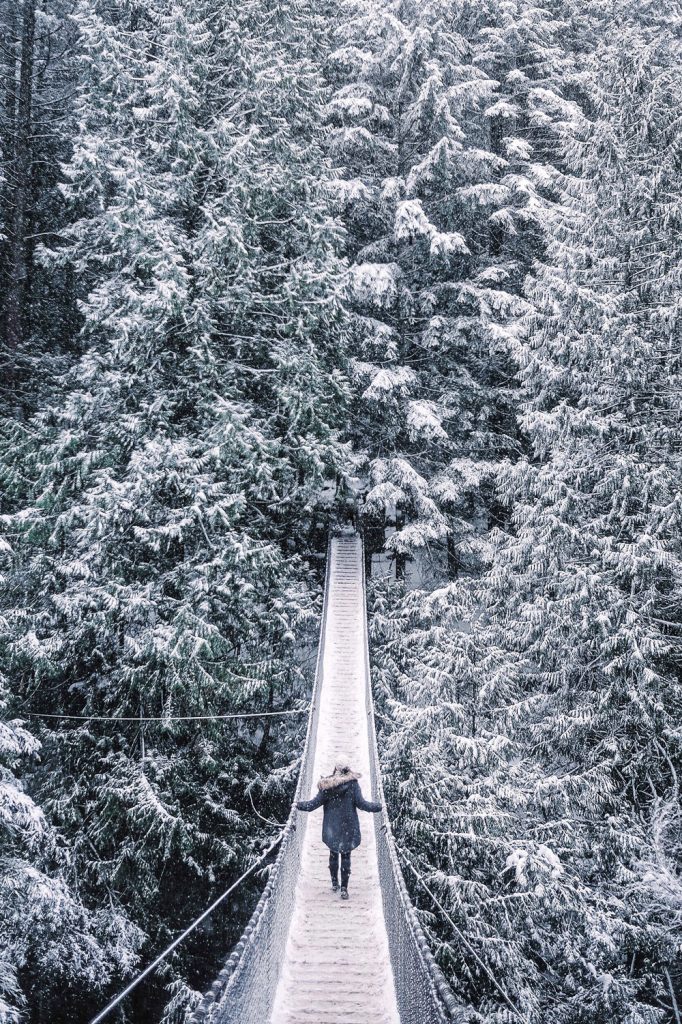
[297,771,382,851]
[317,769,361,791]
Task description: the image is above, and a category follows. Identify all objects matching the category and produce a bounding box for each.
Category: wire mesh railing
[359,539,467,1024]
[190,540,332,1024]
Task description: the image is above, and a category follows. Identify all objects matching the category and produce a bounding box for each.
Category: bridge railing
[360,538,467,1024]
[190,540,332,1024]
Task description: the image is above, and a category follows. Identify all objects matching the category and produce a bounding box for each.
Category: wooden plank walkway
[270,535,400,1024]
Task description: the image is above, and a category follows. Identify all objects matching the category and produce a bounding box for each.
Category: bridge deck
[270,535,400,1024]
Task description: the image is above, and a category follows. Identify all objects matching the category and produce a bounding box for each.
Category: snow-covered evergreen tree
[372,5,682,1021]
[326,0,535,568]
[0,675,138,1022]
[1,1,680,1021]
[0,0,349,1017]
[0,0,80,418]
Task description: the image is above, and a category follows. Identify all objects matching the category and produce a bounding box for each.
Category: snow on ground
[270,535,400,1024]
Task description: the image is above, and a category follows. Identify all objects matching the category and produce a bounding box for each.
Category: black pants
[329,850,351,888]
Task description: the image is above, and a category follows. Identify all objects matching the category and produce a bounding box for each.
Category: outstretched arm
[353,781,382,813]
[297,789,325,812]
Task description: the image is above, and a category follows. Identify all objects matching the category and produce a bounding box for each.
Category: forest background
[0,1,681,1022]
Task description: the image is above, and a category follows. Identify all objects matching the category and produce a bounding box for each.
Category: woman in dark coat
[297,754,382,900]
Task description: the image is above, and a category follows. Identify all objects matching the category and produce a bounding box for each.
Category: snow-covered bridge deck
[192,533,461,1024]
[270,535,399,1024]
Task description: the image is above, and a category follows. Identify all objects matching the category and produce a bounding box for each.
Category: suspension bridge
[190,533,466,1024]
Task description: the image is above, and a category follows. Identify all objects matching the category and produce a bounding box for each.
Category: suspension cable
[14,708,309,723]
[397,845,529,1023]
[88,830,286,1024]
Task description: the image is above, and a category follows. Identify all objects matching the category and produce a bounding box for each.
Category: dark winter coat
[297,770,382,853]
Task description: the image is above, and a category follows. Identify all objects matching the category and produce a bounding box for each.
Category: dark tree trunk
[5,0,36,373]
[257,681,275,758]
[394,509,406,581]
[447,533,458,580]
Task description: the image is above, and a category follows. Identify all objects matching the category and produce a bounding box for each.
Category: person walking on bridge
[297,754,382,901]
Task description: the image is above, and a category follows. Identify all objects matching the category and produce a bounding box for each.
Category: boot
[330,867,339,893]
[340,886,349,901]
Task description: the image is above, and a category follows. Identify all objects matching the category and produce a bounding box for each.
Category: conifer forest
[1,1,681,1022]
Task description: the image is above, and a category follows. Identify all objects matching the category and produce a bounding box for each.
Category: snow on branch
[394,199,433,241]
[362,366,417,401]
[406,400,447,440]
[348,262,402,308]
[394,199,470,257]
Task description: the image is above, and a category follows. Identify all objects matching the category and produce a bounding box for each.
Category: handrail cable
[397,845,529,1023]
[189,536,334,1023]
[88,830,285,1024]
[13,709,308,723]
[360,534,461,1022]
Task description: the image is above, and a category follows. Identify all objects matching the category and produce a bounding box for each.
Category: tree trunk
[5,0,36,374]
[447,533,458,580]
[394,508,406,581]
[257,681,275,759]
